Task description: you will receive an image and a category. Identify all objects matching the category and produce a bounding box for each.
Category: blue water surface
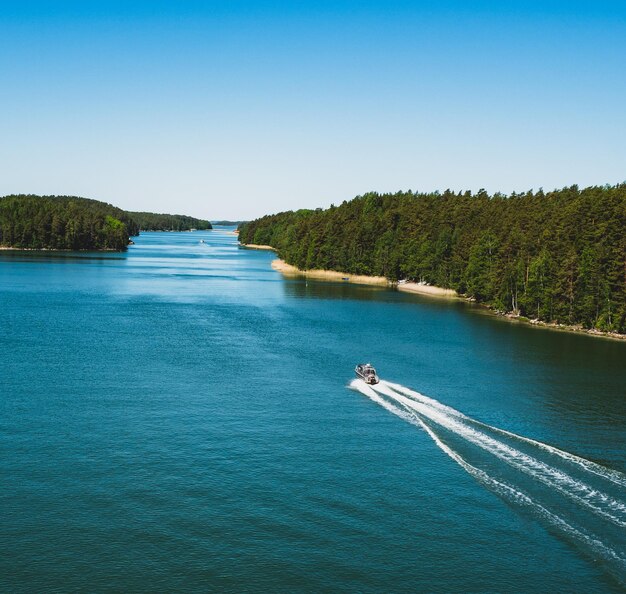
[1,229,625,593]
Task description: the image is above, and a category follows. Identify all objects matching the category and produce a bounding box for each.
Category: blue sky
[1,1,625,219]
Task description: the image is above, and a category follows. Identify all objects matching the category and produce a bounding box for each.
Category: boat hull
[355,363,380,384]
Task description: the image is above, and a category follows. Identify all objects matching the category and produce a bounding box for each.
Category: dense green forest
[128,211,212,231]
[239,184,626,333]
[0,195,139,251]
[0,195,213,250]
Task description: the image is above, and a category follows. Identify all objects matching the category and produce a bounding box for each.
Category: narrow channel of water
[1,229,625,592]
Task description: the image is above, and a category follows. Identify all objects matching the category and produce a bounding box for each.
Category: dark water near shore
[1,229,625,593]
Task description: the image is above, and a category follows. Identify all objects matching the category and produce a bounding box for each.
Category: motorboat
[355,363,379,385]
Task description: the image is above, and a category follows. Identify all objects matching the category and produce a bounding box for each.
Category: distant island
[0,195,211,251]
[212,220,247,226]
[239,184,626,336]
[128,211,212,232]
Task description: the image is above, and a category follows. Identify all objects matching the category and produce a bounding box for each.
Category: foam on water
[349,378,626,586]
[386,381,626,489]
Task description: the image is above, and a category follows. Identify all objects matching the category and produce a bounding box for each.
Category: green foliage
[239,184,626,334]
[0,196,214,250]
[128,212,212,231]
[0,195,139,251]
[105,215,124,230]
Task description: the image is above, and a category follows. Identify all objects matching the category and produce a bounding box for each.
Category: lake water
[1,228,625,593]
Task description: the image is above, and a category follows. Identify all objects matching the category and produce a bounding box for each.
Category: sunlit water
[1,229,625,592]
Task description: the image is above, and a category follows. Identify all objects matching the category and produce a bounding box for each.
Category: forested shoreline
[211,220,246,226]
[239,184,626,334]
[128,211,212,231]
[0,195,139,251]
[0,195,213,251]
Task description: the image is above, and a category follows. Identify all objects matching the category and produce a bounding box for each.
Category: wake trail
[349,378,626,584]
[370,382,626,526]
[384,380,626,489]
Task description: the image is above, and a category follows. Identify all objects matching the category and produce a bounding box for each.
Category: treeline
[212,220,246,226]
[239,184,626,333]
[0,195,139,251]
[128,211,212,231]
[0,195,214,251]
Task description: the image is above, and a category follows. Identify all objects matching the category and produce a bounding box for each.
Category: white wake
[350,378,626,585]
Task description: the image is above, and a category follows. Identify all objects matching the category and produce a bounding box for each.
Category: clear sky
[1,1,625,220]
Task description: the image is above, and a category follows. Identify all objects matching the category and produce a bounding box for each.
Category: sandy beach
[397,281,458,298]
[271,259,391,287]
[0,246,42,250]
[240,243,277,251]
[270,259,459,295]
